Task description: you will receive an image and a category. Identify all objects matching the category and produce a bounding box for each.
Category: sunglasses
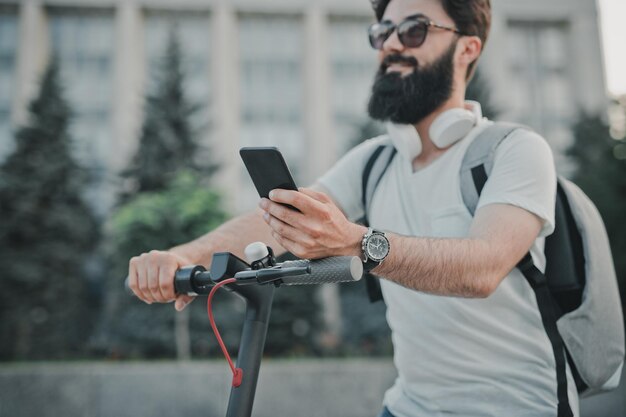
[368,15,463,50]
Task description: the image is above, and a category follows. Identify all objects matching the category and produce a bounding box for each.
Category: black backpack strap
[360,145,397,227]
[359,144,397,303]
[518,254,574,417]
[466,123,573,417]
[360,145,385,222]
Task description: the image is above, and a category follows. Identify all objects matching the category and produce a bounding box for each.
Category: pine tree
[99,28,224,360]
[0,57,99,360]
[121,28,217,198]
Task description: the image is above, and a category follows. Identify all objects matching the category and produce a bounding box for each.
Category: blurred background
[0,0,624,416]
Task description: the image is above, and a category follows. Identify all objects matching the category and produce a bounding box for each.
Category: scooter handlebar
[125,255,363,296]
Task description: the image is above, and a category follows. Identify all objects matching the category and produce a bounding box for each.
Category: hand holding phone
[240,147,300,211]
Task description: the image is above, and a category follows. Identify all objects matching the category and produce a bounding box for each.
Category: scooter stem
[225,284,275,417]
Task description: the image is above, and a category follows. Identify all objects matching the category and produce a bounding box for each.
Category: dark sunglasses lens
[368,22,394,50]
[398,20,427,48]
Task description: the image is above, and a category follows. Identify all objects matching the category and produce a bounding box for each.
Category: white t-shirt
[317,118,580,417]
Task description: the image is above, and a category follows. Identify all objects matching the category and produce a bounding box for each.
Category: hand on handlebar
[259,187,365,260]
[127,250,195,311]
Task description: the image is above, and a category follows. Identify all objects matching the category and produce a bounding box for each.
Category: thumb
[175,295,195,311]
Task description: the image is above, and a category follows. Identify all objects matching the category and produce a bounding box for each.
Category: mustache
[380,54,419,72]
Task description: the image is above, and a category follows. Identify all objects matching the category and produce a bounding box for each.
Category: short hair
[370,0,491,80]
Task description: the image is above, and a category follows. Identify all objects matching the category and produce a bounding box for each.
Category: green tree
[121,29,217,198]
[0,57,99,360]
[100,172,230,359]
[567,111,626,313]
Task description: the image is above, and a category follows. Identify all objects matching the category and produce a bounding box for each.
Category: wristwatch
[361,227,390,272]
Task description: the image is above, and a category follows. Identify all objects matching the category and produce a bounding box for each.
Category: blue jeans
[377,406,395,417]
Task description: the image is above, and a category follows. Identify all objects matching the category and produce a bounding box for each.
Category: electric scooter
[127,242,363,417]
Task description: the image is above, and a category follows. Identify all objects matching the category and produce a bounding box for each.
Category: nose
[382,27,404,54]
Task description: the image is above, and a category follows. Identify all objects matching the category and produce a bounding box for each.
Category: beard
[367,41,457,125]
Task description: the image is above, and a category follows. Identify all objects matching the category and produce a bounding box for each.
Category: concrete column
[303,6,343,350]
[12,0,48,127]
[210,3,240,213]
[570,12,608,114]
[479,12,510,117]
[303,5,335,184]
[112,1,144,174]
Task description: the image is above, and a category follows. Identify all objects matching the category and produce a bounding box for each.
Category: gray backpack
[361,122,624,417]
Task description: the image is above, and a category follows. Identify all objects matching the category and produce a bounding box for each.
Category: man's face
[367,0,461,125]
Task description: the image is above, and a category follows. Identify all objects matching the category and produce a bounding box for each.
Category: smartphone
[240,147,299,211]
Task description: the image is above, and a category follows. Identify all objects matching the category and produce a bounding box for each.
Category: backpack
[360,122,625,416]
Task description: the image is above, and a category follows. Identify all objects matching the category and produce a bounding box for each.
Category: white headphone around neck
[386,101,480,160]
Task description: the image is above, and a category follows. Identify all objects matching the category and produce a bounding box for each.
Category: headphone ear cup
[386,122,423,160]
[429,108,476,149]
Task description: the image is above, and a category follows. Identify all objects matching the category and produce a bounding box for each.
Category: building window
[0,9,18,161]
[49,9,114,187]
[238,14,304,211]
[144,10,211,132]
[506,21,574,169]
[329,17,379,153]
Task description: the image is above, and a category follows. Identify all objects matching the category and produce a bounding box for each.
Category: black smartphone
[240,147,300,211]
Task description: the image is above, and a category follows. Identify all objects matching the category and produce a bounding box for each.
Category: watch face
[366,234,389,261]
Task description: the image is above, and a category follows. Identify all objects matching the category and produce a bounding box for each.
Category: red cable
[207,278,243,388]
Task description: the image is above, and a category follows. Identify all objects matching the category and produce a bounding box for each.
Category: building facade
[0,0,608,215]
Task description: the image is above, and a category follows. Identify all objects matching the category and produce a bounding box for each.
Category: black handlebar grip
[279,256,363,285]
[175,265,207,295]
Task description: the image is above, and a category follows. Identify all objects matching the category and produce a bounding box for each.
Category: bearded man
[128,1,577,415]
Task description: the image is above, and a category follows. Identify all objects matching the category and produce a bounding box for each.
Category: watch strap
[363,258,381,273]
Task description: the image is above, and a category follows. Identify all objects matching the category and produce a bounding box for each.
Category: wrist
[344,224,368,257]
[170,241,212,266]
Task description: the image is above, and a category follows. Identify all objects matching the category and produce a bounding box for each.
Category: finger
[270,230,308,258]
[298,187,331,203]
[175,295,195,311]
[268,189,324,214]
[157,260,176,302]
[262,198,306,228]
[159,258,178,302]
[262,198,327,241]
[145,253,162,303]
[265,214,316,248]
[135,255,151,303]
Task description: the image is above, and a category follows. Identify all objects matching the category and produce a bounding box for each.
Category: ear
[456,36,482,69]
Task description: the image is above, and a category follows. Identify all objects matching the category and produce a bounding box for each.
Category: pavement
[0,359,623,417]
